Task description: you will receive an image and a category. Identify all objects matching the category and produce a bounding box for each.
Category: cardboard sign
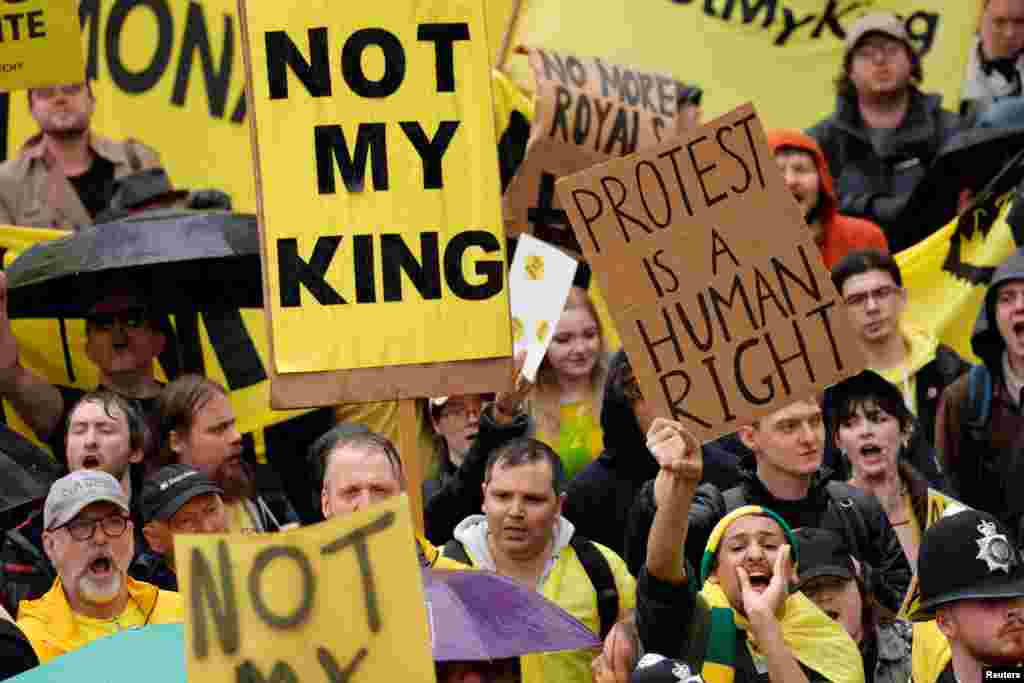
[556,104,865,443]
[504,48,690,255]
[239,0,512,407]
[178,494,435,683]
[0,0,85,93]
[509,234,578,381]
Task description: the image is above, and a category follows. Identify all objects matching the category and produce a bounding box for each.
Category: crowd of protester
[6,5,1024,682]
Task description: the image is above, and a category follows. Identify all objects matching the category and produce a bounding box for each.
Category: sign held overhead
[556,103,865,442]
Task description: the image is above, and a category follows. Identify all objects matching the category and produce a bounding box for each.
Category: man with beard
[16,470,182,664]
[0,81,165,230]
[767,129,887,272]
[808,12,964,251]
[908,509,1024,683]
[157,374,298,533]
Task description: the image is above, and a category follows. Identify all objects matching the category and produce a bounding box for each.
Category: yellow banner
[242,0,511,374]
[509,1,978,129]
[897,186,1020,362]
[177,494,435,683]
[0,0,85,93]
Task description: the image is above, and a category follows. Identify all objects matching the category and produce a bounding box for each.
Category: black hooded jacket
[936,248,1024,528]
[562,351,740,556]
[624,462,912,614]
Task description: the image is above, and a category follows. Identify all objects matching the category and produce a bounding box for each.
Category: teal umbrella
[10,623,184,681]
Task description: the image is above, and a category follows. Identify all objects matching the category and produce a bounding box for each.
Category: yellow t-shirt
[68,599,147,651]
[538,401,604,481]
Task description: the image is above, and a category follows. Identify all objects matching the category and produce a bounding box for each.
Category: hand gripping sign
[556,103,866,443]
[178,494,435,683]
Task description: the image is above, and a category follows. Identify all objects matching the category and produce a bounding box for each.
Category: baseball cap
[794,528,856,588]
[911,509,1024,621]
[139,464,224,524]
[44,470,130,531]
[845,12,912,53]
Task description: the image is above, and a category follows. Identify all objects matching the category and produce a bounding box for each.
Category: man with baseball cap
[808,11,964,251]
[15,470,183,664]
[909,509,1024,683]
[132,464,229,591]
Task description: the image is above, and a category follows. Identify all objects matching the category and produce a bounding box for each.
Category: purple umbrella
[424,569,601,662]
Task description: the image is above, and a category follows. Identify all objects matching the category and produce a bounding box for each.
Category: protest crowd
[9,3,1024,683]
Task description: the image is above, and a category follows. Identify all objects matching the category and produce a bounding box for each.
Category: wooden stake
[495,0,526,73]
[398,398,425,534]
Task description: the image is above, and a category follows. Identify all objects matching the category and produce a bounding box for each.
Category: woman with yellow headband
[638,417,865,683]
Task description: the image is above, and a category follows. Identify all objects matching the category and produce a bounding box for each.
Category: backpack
[0,510,55,616]
[442,535,619,639]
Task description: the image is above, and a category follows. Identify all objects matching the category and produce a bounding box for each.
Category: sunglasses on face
[86,308,150,331]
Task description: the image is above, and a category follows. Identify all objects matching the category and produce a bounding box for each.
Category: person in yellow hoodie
[16,470,183,664]
[831,249,968,454]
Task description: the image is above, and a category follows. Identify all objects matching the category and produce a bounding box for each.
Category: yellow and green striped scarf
[697,506,865,683]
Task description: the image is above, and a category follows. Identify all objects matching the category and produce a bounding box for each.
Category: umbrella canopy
[0,424,62,516]
[5,209,262,318]
[900,126,1024,248]
[424,569,600,662]
[9,623,184,682]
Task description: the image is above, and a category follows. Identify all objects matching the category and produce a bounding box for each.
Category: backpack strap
[965,364,993,441]
[570,536,618,640]
[441,539,472,566]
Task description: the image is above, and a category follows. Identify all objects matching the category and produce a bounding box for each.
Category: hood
[767,129,838,225]
[877,326,939,385]
[972,247,1024,369]
[599,350,659,481]
[453,514,576,584]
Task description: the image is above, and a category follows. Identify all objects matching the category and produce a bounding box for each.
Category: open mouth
[746,573,772,591]
[1013,322,1024,336]
[81,455,101,469]
[88,556,114,577]
[860,444,883,458]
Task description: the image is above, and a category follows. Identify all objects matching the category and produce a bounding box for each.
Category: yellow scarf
[699,582,865,683]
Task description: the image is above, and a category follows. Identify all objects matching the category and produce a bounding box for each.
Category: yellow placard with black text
[0,0,85,93]
[241,0,511,382]
[177,494,435,683]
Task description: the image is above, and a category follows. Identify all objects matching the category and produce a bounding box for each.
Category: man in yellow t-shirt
[317,428,465,570]
[16,470,183,664]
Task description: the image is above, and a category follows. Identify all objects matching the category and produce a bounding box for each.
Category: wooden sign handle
[398,398,425,534]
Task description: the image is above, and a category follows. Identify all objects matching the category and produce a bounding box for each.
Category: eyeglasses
[440,401,483,420]
[853,41,906,62]
[60,514,130,542]
[844,285,900,308]
[86,308,150,331]
[33,83,86,100]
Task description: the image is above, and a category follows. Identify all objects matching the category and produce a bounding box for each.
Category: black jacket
[808,89,964,252]
[0,618,37,679]
[624,466,912,614]
[424,407,531,545]
[563,351,740,556]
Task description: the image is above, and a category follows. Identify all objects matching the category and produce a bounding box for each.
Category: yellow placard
[0,0,85,93]
[241,0,511,375]
[177,494,435,683]
[508,1,978,129]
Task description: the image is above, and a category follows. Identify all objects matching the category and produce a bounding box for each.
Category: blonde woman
[529,287,609,480]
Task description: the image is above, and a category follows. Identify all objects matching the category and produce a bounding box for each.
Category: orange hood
[767,129,837,224]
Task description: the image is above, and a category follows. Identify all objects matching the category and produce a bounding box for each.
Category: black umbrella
[4,209,263,318]
[0,424,62,516]
[899,126,1024,249]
